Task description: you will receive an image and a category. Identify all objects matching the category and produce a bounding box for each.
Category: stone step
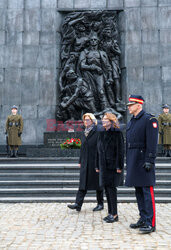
[0,187,170,198]
[0,172,170,181]
[0,180,170,188]
[0,196,170,203]
[0,156,170,163]
[0,163,170,173]
[0,158,170,203]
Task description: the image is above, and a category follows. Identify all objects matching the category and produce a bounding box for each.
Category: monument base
[26,147,80,158]
[44,131,82,148]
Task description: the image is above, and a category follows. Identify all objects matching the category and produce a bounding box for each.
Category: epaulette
[146,113,157,120]
[149,116,157,120]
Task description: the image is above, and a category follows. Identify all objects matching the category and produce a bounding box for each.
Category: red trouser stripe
[150,186,155,227]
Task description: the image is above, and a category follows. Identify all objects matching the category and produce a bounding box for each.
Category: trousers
[76,189,103,208]
[135,186,156,228]
[105,186,117,215]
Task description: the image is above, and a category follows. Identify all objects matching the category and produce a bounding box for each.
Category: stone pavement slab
[0,203,170,249]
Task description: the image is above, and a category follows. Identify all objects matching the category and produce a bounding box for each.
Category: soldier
[125,95,158,234]
[158,104,171,157]
[5,106,23,157]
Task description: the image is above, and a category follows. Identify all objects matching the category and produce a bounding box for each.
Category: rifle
[5,133,9,155]
[161,130,164,156]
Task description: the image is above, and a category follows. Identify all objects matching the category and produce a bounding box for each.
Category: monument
[44,11,125,152]
[56,11,125,122]
[0,0,170,156]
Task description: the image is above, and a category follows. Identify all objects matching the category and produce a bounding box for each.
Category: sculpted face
[66,69,77,80]
[90,36,99,46]
[103,29,112,37]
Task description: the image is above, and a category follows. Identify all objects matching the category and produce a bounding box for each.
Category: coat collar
[133,110,145,120]
[84,125,96,140]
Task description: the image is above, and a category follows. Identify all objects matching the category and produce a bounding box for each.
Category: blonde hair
[103,113,120,128]
[82,113,97,125]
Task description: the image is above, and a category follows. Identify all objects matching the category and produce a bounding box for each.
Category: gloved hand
[143,162,153,172]
[5,131,7,135]
[18,132,22,137]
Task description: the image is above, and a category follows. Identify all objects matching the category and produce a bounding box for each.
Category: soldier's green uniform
[5,106,23,157]
[158,104,171,157]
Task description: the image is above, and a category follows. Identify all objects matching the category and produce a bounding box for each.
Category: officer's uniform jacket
[125,110,158,187]
[158,113,171,145]
[6,114,23,145]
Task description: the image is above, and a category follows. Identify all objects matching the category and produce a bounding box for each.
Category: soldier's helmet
[11,105,18,110]
[162,104,169,109]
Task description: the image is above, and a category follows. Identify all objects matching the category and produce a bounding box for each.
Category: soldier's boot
[10,150,13,158]
[14,150,18,158]
[164,150,168,157]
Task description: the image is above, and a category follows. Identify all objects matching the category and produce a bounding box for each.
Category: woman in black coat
[67,113,103,212]
[96,113,124,223]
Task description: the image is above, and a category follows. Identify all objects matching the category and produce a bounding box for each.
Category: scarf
[84,125,94,137]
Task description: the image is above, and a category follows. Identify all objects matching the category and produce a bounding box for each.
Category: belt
[9,122,19,127]
[162,122,171,126]
[127,142,145,149]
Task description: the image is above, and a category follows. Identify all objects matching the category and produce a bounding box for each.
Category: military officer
[5,105,23,157]
[158,104,171,157]
[125,95,158,234]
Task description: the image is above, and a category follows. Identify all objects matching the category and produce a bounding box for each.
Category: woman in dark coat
[96,113,124,223]
[67,113,103,212]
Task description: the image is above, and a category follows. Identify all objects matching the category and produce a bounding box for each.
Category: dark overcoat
[125,110,158,187]
[79,126,101,190]
[97,128,124,188]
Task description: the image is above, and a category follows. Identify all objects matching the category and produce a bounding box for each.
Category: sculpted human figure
[79,32,112,111]
[60,69,96,120]
[101,27,122,104]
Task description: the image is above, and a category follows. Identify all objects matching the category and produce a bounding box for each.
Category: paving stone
[0,203,170,249]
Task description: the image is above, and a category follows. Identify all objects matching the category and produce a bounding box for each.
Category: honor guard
[125,95,158,234]
[158,104,171,157]
[5,105,23,157]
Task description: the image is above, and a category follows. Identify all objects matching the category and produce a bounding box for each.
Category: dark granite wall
[0,0,170,145]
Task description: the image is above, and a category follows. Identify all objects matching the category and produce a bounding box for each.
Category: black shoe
[105,215,119,223]
[103,215,110,221]
[130,218,146,229]
[139,225,155,234]
[93,204,104,212]
[67,203,81,212]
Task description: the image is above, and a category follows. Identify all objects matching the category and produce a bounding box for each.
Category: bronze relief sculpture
[57,11,125,121]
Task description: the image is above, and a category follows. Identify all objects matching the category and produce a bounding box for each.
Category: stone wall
[0,0,171,145]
